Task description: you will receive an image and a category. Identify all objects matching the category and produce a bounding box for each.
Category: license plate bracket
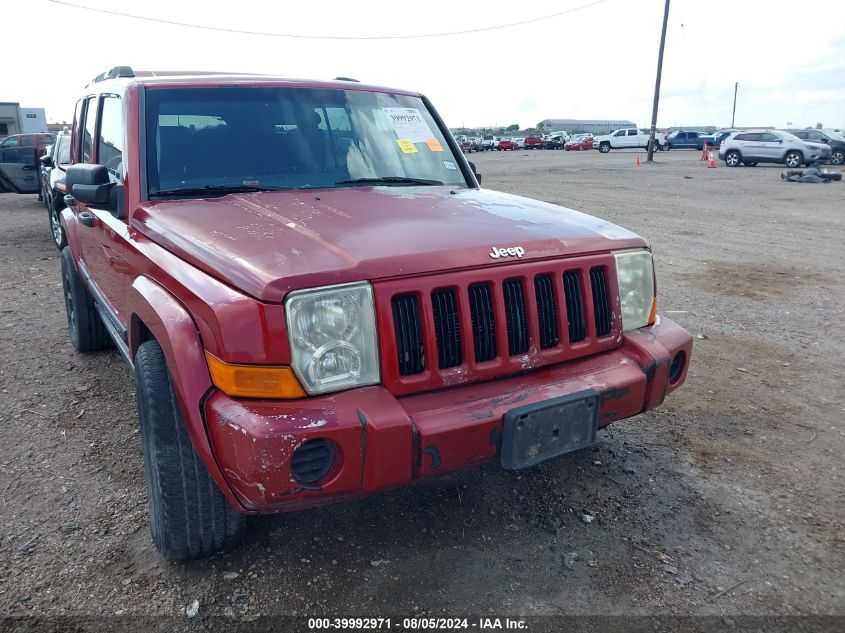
[500,390,599,470]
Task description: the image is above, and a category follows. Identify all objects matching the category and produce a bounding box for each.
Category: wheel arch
[128,275,248,512]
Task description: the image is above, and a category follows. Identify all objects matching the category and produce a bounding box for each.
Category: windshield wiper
[150,184,292,197]
[334,176,443,186]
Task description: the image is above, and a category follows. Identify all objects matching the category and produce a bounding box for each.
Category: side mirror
[468,161,481,185]
[66,164,114,206]
[40,155,54,168]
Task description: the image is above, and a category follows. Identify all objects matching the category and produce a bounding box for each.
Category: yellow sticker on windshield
[397,139,418,153]
[426,137,443,152]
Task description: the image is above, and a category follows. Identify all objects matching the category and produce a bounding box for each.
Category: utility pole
[731,82,739,128]
[647,0,671,162]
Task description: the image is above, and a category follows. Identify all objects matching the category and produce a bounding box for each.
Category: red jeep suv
[60,67,692,560]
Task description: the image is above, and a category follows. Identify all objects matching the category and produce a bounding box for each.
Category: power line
[47,0,609,40]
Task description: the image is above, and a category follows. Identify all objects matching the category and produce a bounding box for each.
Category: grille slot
[391,294,425,375]
[563,270,586,343]
[590,267,611,336]
[291,439,335,483]
[503,279,529,355]
[431,289,462,369]
[468,283,496,362]
[534,274,559,349]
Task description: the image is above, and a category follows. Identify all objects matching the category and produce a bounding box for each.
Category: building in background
[0,102,48,139]
[538,119,636,134]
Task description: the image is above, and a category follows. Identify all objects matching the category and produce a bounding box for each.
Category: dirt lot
[1,150,843,626]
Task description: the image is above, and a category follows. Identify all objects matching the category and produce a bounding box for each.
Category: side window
[613,130,625,137]
[20,135,35,147]
[98,96,124,179]
[627,129,638,136]
[806,131,823,141]
[792,131,807,140]
[734,133,747,141]
[70,100,83,162]
[758,133,778,142]
[82,97,98,163]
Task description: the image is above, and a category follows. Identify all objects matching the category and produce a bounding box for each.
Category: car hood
[130,186,647,302]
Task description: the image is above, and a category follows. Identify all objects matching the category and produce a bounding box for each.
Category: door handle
[79,211,96,228]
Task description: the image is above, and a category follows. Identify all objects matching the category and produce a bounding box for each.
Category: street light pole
[731,82,739,128]
[647,0,671,162]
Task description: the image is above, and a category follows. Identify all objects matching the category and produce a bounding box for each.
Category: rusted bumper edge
[204,316,692,513]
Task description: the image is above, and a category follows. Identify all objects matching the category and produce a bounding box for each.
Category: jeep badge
[489,246,526,259]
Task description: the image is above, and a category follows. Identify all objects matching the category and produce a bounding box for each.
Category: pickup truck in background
[595,128,667,153]
[524,133,546,149]
[667,130,703,149]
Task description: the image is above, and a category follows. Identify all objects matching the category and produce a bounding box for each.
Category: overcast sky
[4,0,844,130]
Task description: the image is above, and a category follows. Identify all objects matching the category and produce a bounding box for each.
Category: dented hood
[130,186,647,302]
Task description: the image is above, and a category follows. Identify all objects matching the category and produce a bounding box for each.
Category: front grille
[534,274,559,349]
[590,266,611,336]
[503,279,529,355]
[391,294,424,375]
[563,270,586,342]
[469,283,496,362]
[290,439,335,483]
[381,256,619,392]
[431,289,462,369]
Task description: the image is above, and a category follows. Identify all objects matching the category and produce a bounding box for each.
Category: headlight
[613,249,656,331]
[285,282,380,395]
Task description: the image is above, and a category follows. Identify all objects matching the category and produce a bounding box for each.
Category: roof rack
[89,66,135,85]
[334,76,360,82]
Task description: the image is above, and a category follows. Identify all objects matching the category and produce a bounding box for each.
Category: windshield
[144,86,466,196]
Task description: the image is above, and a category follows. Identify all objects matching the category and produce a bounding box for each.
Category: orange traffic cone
[708,151,716,168]
[636,156,641,166]
[700,142,709,160]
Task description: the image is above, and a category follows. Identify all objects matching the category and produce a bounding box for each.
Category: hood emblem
[490,246,525,260]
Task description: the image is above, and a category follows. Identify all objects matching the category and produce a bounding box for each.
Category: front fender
[128,275,247,512]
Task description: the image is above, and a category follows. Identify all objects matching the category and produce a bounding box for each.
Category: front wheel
[784,151,803,168]
[49,203,67,249]
[136,339,246,561]
[725,150,741,167]
[599,142,610,153]
[830,150,844,166]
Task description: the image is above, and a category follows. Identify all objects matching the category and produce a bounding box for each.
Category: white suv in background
[719,130,830,167]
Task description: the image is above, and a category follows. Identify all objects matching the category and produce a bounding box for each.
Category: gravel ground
[1,149,843,627]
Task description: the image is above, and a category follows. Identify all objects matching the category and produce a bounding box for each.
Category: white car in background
[549,130,571,143]
[513,137,526,148]
[719,130,831,167]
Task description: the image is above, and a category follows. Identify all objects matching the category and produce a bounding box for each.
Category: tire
[599,142,610,153]
[60,247,113,352]
[784,151,802,168]
[49,195,67,250]
[136,339,246,561]
[725,150,741,167]
[830,150,844,166]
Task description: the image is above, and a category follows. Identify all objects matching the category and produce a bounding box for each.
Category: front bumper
[205,317,692,513]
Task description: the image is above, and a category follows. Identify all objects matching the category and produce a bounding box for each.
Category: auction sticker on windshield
[382,107,433,143]
[396,139,418,153]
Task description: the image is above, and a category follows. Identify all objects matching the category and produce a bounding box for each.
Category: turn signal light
[648,297,658,326]
[205,352,306,399]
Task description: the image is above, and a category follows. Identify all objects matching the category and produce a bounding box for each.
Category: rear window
[145,86,466,195]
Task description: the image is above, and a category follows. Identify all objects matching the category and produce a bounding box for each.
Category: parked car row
[39,130,71,248]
